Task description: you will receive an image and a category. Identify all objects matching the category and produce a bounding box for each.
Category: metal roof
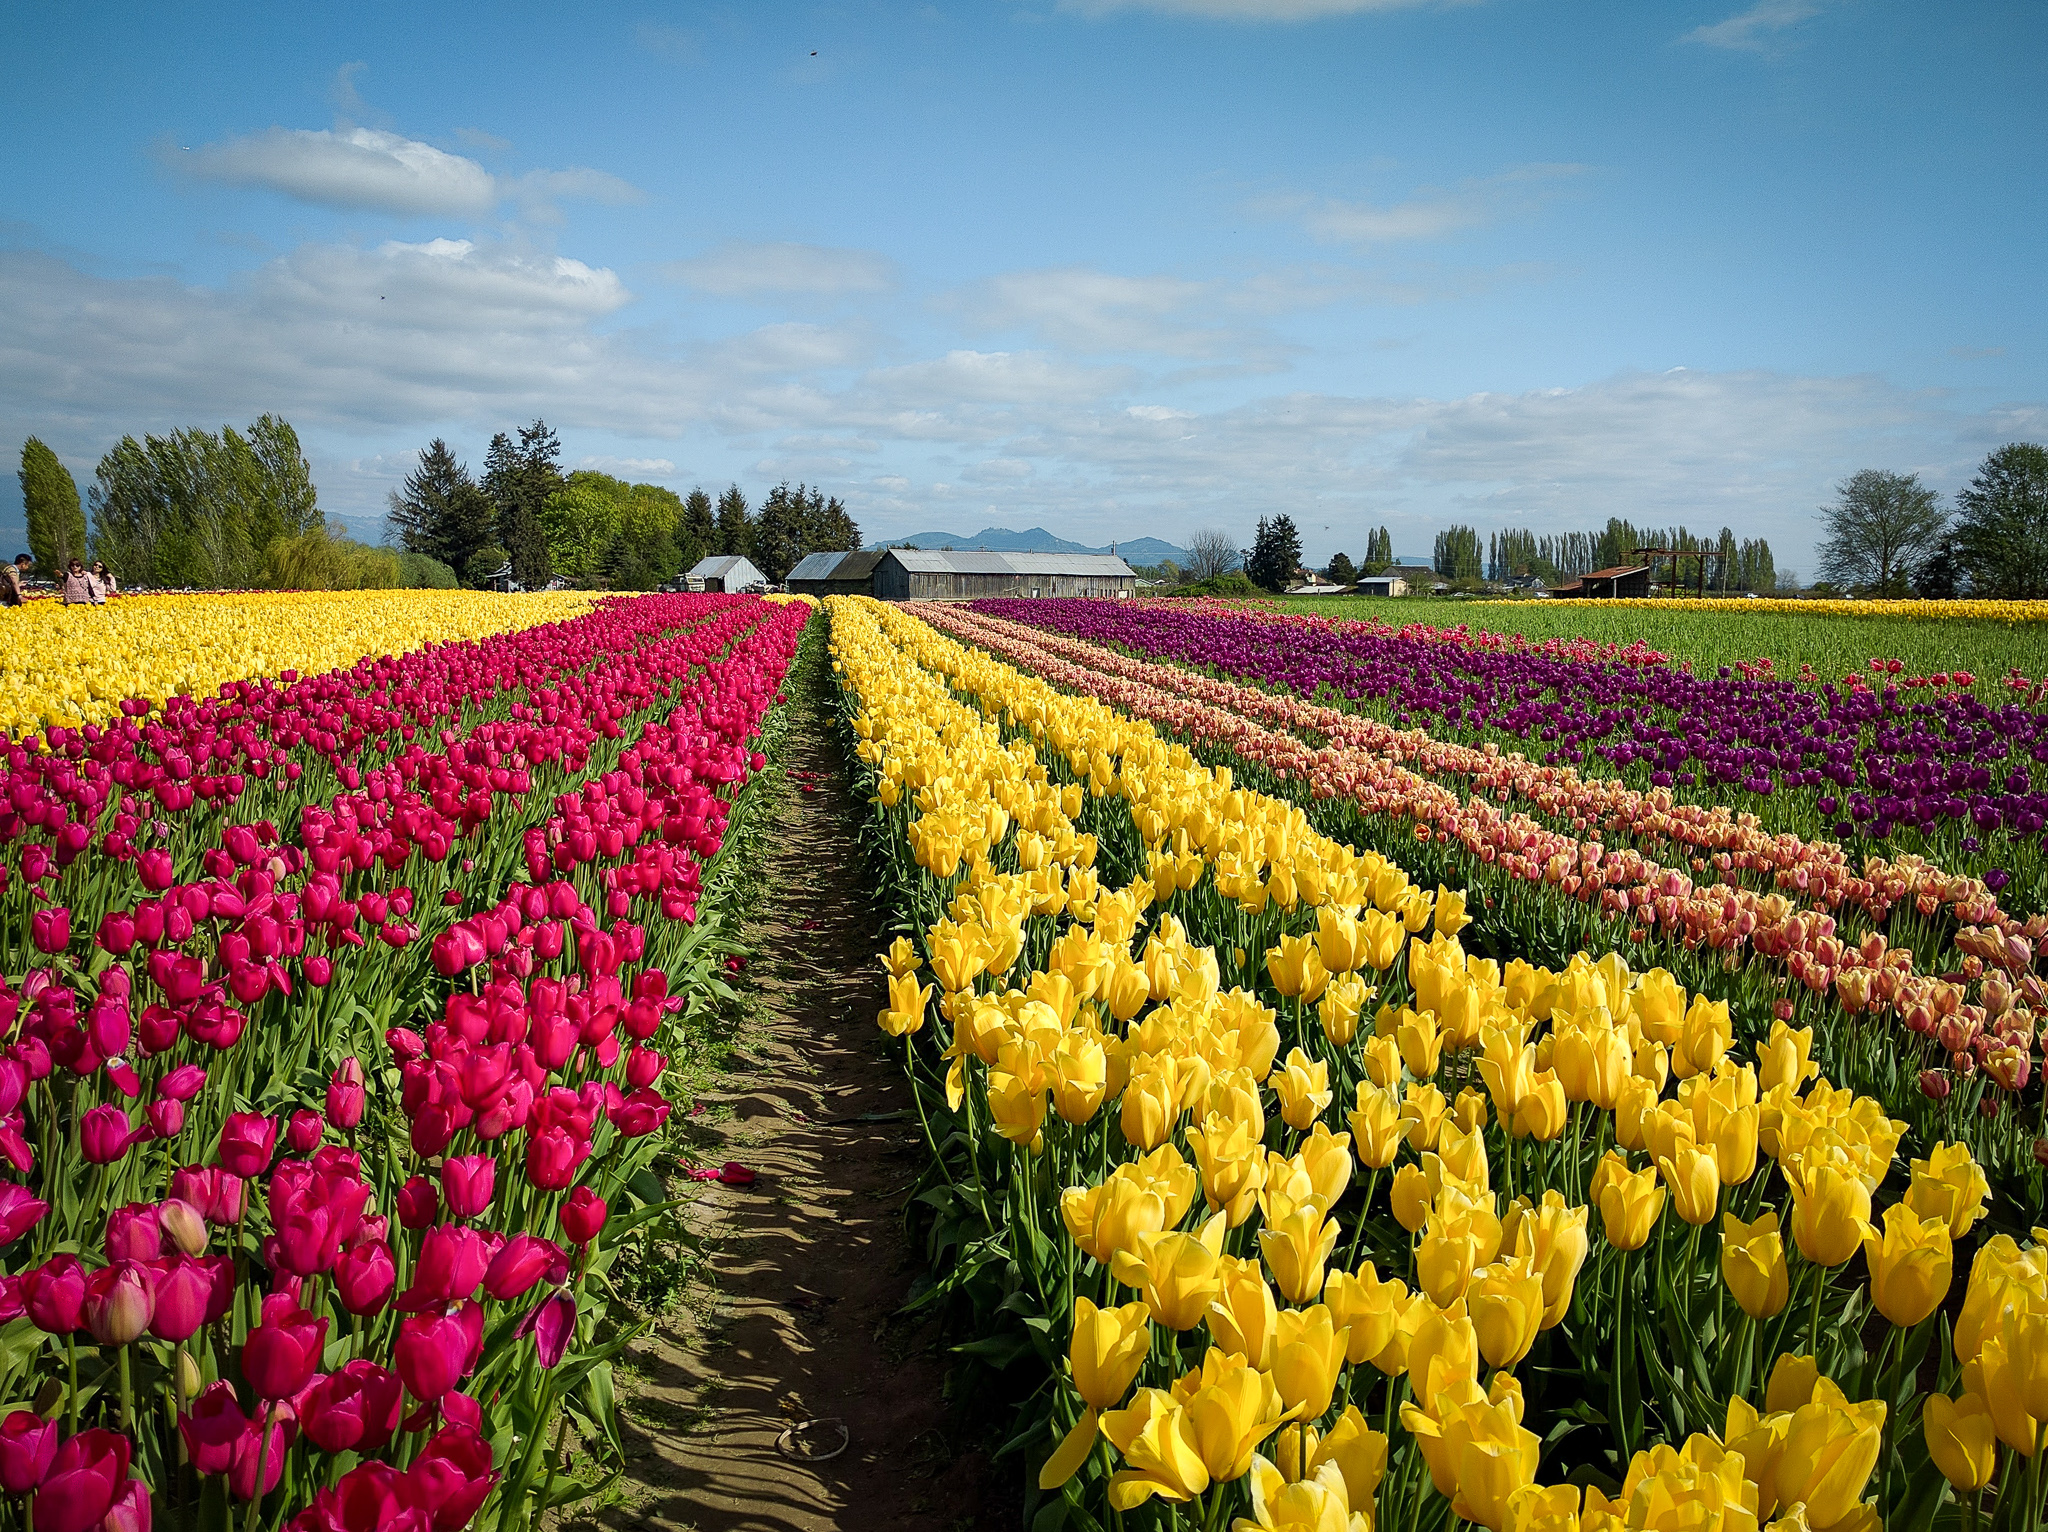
[785,552,848,582]
[880,549,1136,577]
[1585,565,1651,580]
[686,555,761,579]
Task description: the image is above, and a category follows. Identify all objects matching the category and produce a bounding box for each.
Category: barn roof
[686,555,762,580]
[880,549,1136,577]
[1584,565,1651,580]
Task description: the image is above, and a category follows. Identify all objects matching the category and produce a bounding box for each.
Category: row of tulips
[971,598,2046,900]
[0,591,602,739]
[826,594,2044,1532]
[917,603,2047,1192]
[0,594,813,1532]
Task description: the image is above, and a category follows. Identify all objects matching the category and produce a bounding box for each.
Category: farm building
[1554,564,1651,599]
[785,549,887,597]
[1352,575,1409,597]
[800,548,1137,600]
[683,555,767,592]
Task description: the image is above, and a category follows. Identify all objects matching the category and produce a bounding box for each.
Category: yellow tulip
[1503,1484,1582,1532]
[1974,1335,2043,1455]
[1041,1297,1155,1488]
[1862,1204,1953,1328]
[1692,1070,1760,1186]
[1553,1018,1630,1109]
[1208,1255,1281,1368]
[1122,1064,1180,1152]
[1757,1019,1819,1093]
[1722,1209,1790,1319]
[1773,1378,1884,1530]
[1313,907,1367,975]
[1101,953,1152,1022]
[987,1069,1046,1151]
[1998,1304,2048,1422]
[1612,1074,1660,1153]
[1923,1392,1997,1493]
[881,936,921,977]
[1270,1304,1349,1421]
[1050,1031,1108,1124]
[876,969,934,1036]
[1671,994,1733,1079]
[1432,885,1471,937]
[1112,1213,1230,1330]
[1297,1123,1353,1208]
[1511,1191,1590,1328]
[1182,1348,1287,1482]
[1610,1433,1760,1530]
[1401,1381,1539,1530]
[1266,934,1329,1003]
[1361,1035,1400,1089]
[1595,1160,1664,1252]
[1234,1456,1356,1532]
[1317,974,1369,1047]
[1390,1164,1434,1234]
[1468,1257,1544,1370]
[1434,1120,1492,1193]
[1401,1083,1448,1151]
[1065,1176,1166,1264]
[1347,1082,1404,1170]
[1269,1048,1334,1131]
[1511,1076,1568,1142]
[1131,1144,1201,1226]
[1101,1390,1211,1508]
[1405,1302,1480,1411]
[1417,1220,1486,1307]
[1787,1157,1872,1268]
[1189,1117,1269,1227]
[1357,908,1403,970]
[1724,1393,1791,1517]
[1323,1263,1408,1366]
[1396,1008,1444,1080]
[1656,1143,1721,1228]
[1903,1141,1991,1239]
[1261,1197,1341,1305]
[1274,1405,1387,1514]
[1765,1351,1821,1413]
[1476,1028,1538,1122]
[1631,967,1686,1045]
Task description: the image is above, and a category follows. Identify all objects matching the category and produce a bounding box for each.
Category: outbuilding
[1352,575,1409,597]
[785,549,886,597]
[1568,565,1652,599]
[869,549,1137,601]
[683,555,767,593]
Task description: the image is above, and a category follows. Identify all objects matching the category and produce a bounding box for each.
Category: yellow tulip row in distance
[0,589,603,738]
[824,595,2041,1532]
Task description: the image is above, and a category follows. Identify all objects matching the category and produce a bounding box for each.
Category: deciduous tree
[18,438,86,577]
[1952,442,2048,598]
[1816,470,1947,596]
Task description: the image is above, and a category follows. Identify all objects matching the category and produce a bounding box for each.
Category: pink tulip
[409,1425,498,1530]
[522,1126,588,1190]
[156,1198,208,1256]
[178,1384,249,1475]
[300,1359,405,1455]
[481,1235,564,1302]
[306,1462,427,1532]
[138,850,173,891]
[559,1187,607,1247]
[0,1185,49,1246]
[518,1290,578,1369]
[81,1262,156,1346]
[147,1255,227,1342]
[606,1086,671,1139]
[334,1240,396,1317]
[242,1294,327,1398]
[216,1114,276,1177]
[396,1226,490,1311]
[326,1059,366,1129]
[0,1412,57,1495]
[227,1408,295,1502]
[396,1176,439,1230]
[30,1429,129,1532]
[154,1065,206,1102]
[439,1156,494,1220]
[20,1257,84,1335]
[80,1106,134,1165]
[29,909,69,956]
[394,1302,484,1401]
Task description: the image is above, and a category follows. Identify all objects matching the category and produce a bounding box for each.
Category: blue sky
[3,0,2042,574]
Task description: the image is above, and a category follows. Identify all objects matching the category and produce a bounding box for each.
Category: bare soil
[571,685,993,1532]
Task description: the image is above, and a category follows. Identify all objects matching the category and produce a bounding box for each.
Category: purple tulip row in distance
[968,598,2047,885]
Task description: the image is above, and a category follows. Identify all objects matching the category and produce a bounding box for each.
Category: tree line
[17,421,452,591]
[386,420,861,590]
[1816,444,2048,598]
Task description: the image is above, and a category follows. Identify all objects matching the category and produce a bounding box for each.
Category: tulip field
[0,590,809,1532]
[832,592,2048,1532]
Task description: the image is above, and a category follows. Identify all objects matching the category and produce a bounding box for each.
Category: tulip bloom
[0,1412,56,1495]
[334,1240,397,1317]
[20,1257,85,1335]
[1721,1210,1790,1319]
[1110,1215,1228,1331]
[395,1302,485,1401]
[1595,1160,1664,1252]
[440,1156,496,1219]
[32,1429,130,1532]
[1269,1306,1348,1422]
[1923,1392,1997,1493]
[79,1105,135,1165]
[1040,1297,1154,1488]
[1098,1390,1210,1510]
[1468,1258,1545,1370]
[242,1294,328,1398]
[300,1360,405,1454]
[410,1425,499,1531]
[326,1058,367,1128]
[1863,1204,1954,1328]
[482,1235,565,1302]
[559,1187,607,1246]
[0,1186,49,1247]
[1772,1379,1884,1527]
[148,1255,226,1342]
[1787,1157,1872,1267]
[217,1113,278,1177]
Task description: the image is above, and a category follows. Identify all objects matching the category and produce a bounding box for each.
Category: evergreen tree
[714,485,751,558]
[386,439,497,573]
[1953,442,2048,598]
[679,488,716,572]
[483,422,563,590]
[1245,515,1302,592]
[1325,551,1357,584]
[18,438,86,576]
[751,483,804,583]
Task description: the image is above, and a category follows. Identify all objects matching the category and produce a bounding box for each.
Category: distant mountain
[868,525,1193,567]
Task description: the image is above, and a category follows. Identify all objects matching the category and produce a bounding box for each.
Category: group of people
[1,552,119,607]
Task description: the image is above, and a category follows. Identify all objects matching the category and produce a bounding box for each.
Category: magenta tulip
[216,1114,277,1177]
[326,1059,366,1129]
[79,1106,134,1165]
[103,1205,161,1264]
[394,1302,484,1401]
[559,1187,607,1247]
[30,1428,128,1532]
[481,1235,564,1302]
[395,1176,438,1230]
[0,1412,57,1494]
[408,1424,498,1530]
[241,1294,327,1398]
[29,909,69,956]
[299,1360,404,1454]
[334,1241,396,1317]
[228,1409,295,1502]
[178,1382,247,1474]
[0,1185,49,1246]
[81,1262,155,1346]
[439,1156,494,1220]
[20,1257,84,1335]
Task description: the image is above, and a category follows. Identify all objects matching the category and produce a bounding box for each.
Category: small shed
[786,549,885,598]
[1353,575,1409,597]
[871,549,1136,601]
[684,555,766,593]
[1571,565,1652,599]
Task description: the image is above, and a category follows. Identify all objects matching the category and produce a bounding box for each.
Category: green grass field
[1265,595,2048,683]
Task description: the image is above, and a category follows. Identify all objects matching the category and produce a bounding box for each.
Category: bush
[1163,570,1262,599]
[395,551,459,589]
[465,544,511,589]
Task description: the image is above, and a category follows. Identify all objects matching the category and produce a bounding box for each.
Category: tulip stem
[241,1401,276,1532]
[64,1335,77,1435]
[117,1344,133,1434]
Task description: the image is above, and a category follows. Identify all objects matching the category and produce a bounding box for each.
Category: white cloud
[1286,164,1588,246]
[177,127,642,220]
[662,241,895,298]
[864,350,1137,406]
[577,456,677,477]
[1061,0,1454,19]
[1682,0,1827,51]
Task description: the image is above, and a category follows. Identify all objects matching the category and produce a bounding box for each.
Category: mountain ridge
[865,525,1192,567]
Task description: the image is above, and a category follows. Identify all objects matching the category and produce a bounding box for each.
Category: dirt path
[580,666,992,1532]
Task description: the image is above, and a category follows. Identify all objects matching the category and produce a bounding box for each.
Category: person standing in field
[61,557,105,606]
[92,561,118,596]
[1,553,33,606]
